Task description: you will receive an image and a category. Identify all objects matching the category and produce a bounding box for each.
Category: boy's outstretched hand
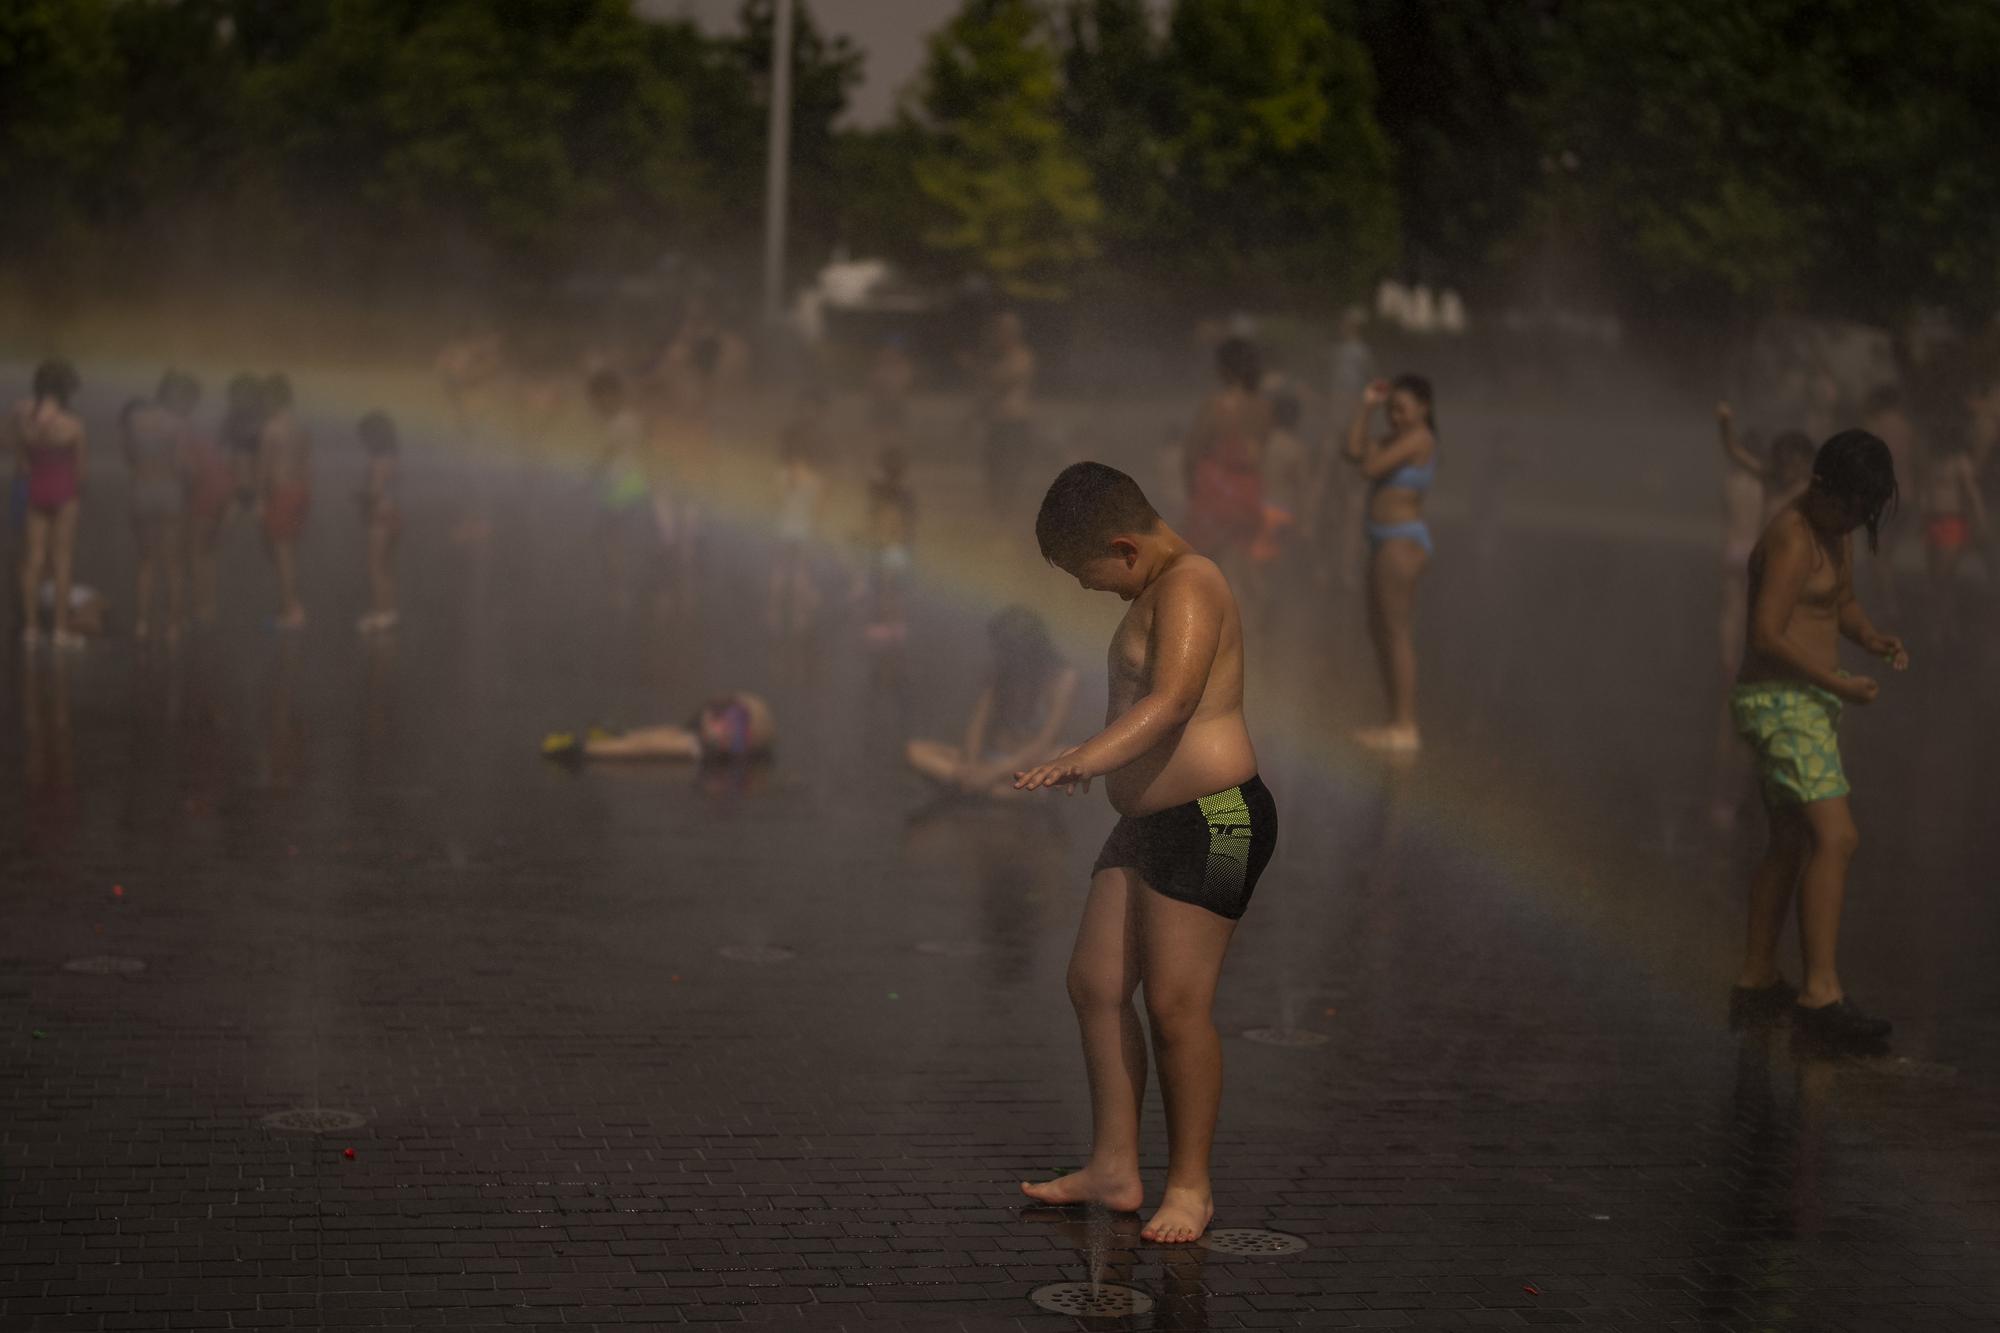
[1015,746,1092,794]
[1865,633,1910,671]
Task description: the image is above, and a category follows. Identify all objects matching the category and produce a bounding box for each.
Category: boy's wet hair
[32,359,80,405]
[358,411,399,456]
[586,370,623,406]
[1035,461,1160,569]
[1272,391,1302,431]
[1811,429,1898,551]
[1215,337,1261,390]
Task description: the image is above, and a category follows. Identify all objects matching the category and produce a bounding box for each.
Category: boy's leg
[1796,796,1860,1008]
[1135,884,1238,1243]
[1021,866,1147,1212]
[1737,800,1807,988]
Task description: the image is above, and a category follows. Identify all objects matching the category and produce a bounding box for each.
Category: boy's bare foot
[1353,724,1420,752]
[1019,1165,1143,1213]
[1140,1185,1213,1243]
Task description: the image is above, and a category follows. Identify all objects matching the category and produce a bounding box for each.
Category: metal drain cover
[915,940,986,957]
[62,955,146,975]
[261,1108,369,1133]
[1242,1027,1328,1047]
[1028,1281,1153,1317]
[1201,1227,1308,1257]
[718,944,795,963]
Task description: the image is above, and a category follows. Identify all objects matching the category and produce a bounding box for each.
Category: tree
[0,0,122,259]
[1542,0,2000,327]
[1151,0,1398,307]
[242,0,710,277]
[1352,0,1548,294]
[1057,0,1170,274]
[913,0,1101,299]
[714,1,866,273]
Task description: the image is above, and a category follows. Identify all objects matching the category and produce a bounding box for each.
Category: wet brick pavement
[5,423,2000,1332]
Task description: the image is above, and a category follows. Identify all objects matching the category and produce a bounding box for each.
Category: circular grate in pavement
[62,955,146,975]
[261,1108,369,1133]
[1242,1027,1328,1048]
[1201,1227,1308,1257]
[718,944,795,963]
[1028,1281,1153,1317]
[915,939,986,957]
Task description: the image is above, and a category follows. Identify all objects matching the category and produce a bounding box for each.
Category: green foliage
[0,0,122,248]
[1544,0,2000,324]
[1151,0,1399,305]
[1352,0,1546,291]
[913,0,1102,299]
[243,0,708,272]
[716,1,866,267]
[1057,0,1170,268]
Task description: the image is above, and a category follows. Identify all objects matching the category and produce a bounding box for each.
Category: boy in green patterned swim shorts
[1731,430,1906,1050]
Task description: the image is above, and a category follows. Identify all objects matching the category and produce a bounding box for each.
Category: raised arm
[1716,401,1769,477]
[1016,572,1220,789]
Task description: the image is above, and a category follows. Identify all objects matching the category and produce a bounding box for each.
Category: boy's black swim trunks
[1092,775,1277,920]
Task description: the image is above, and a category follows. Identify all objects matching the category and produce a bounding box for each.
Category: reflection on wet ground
[4,443,2000,1331]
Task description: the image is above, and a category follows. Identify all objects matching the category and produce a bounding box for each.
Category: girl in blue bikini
[1342,374,1437,752]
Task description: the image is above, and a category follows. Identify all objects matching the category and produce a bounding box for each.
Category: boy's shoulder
[1153,551,1234,607]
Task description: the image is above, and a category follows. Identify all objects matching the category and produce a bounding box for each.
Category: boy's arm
[1837,573,1907,666]
[1716,401,1769,476]
[1016,575,1220,789]
[1750,523,1878,696]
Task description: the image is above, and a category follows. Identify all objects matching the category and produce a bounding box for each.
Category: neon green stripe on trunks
[1729,679,1850,805]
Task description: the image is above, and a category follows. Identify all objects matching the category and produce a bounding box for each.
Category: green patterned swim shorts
[1730,679,1849,806]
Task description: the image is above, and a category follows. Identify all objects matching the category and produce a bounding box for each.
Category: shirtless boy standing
[1014,462,1279,1244]
[1730,430,1904,1049]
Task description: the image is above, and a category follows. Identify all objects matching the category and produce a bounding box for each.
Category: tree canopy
[2,0,1997,331]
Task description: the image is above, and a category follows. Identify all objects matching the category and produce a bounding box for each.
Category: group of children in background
[5,359,400,645]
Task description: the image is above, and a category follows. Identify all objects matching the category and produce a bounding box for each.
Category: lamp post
[761,0,797,334]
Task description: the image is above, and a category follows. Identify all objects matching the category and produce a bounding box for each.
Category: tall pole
[761,0,797,334]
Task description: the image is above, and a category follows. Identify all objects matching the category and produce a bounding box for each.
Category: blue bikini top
[1373,453,1437,494]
